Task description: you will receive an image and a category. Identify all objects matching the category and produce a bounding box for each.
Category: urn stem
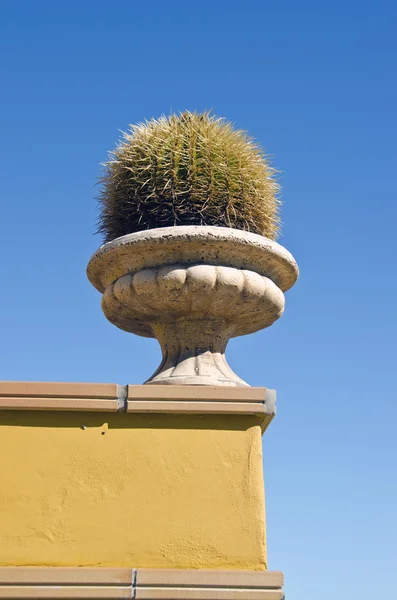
[146,320,248,387]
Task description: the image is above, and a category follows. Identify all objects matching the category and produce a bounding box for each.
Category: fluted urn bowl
[87,226,299,386]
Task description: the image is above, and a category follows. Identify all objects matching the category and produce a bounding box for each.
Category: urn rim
[87,225,299,294]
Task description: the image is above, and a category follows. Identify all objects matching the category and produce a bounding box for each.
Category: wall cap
[0,568,284,599]
[0,382,275,429]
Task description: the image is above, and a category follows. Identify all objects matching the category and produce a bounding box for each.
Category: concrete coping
[0,567,284,599]
[0,382,120,413]
[0,382,276,430]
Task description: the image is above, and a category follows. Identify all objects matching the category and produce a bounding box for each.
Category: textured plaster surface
[0,412,267,570]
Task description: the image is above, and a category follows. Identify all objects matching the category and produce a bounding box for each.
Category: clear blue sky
[1,1,396,597]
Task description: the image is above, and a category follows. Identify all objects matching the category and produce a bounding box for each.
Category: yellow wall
[0,411,267,570]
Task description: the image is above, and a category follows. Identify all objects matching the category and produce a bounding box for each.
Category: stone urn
[87,226,298,386]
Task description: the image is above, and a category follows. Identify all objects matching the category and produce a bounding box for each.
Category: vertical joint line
[117,384,128,412]
[131,568,137,599]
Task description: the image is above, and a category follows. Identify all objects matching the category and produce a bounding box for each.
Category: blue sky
[1,1,396,597]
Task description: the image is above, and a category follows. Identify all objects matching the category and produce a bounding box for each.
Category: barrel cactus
[98,111,280,242]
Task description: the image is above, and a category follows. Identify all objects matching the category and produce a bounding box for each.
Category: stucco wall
[0,411,267,570]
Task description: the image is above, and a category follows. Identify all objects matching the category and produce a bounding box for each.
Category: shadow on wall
[0,411,260,431]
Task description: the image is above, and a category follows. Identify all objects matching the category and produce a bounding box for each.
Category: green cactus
[98,111,280,242]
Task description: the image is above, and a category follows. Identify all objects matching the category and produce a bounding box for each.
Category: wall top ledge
[0,382,276,428]
[0,567,284,599]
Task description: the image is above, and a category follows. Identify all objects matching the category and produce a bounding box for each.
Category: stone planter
[87,226,298,386]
